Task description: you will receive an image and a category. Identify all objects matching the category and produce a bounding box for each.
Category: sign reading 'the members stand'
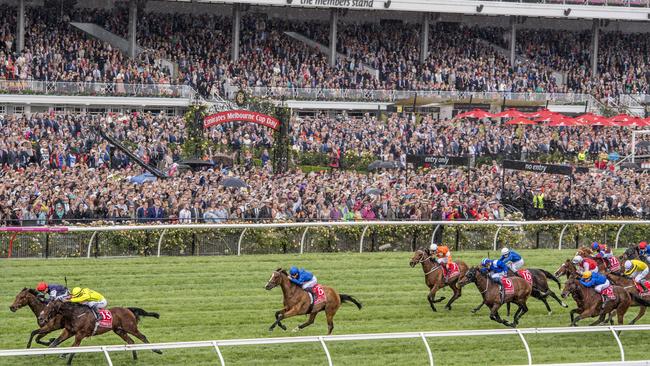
[296,0,376,9]
[203,110,280,131]
[502,160,575,176]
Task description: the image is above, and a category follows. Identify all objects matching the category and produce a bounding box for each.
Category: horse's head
[409,249,429,268]
[38,300,63,324]
[458,266,478,287]
[555,259,575,278]
[621,247,637,262]
[576,246,592,257]
[561,277,580,299]
[265,268,287,290]
[10,288,39,313]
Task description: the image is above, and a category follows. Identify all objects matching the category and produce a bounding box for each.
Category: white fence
[2,325,650,366]
[1,219,649,258]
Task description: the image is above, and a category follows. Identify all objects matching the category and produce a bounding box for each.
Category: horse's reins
[416,255,442,276]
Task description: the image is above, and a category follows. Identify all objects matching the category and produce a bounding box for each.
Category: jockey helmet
[624,260,633,271]
[289,266,299,278]
[501,247,510,256]
[582,271,592,280]
[36,282,48,292]
[591,242,600,250]
[429,244,438,252]
[572,255,583,264]
[481,258,491,267]
[640,242,648,249]
[71,287,82,297]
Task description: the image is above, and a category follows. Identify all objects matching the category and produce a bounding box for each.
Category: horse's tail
[539,269,562,290]
[128,307,160,322]
[339,294,362,310]
[630,293,650,307]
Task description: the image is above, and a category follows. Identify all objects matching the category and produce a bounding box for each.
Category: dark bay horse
[409,249,469,312]
[39,301,161,365]
[606,272,650,324]
[458,267,532,328]
[9,288,63,348]
[265,268,362,335]
[620,246,649,264]
[561,277,631,326]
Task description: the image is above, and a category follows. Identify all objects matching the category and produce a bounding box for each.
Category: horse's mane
[276,268,288,275]
[23,288,39,296]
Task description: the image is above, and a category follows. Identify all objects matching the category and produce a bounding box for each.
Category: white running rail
[2,325,650,366]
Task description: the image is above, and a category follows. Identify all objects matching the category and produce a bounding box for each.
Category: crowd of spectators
[1,111,649,226]
[1,5,650,101]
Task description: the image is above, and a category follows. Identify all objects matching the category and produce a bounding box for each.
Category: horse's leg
[269,309,286,332]
[430,285,445,303]
[630,306,646,325]
[66,335,84,366]
[27,329,42,348]
[444,283,462,310]
[539,295,553,315]
[506,302,511,317]
[115,329,138,360]
[548,291,568,308]
[130,329,163,355]
[471,301,485,314]
[325,310,335,335]
[489,304,508,327]
[569,308,579,324]
[294,312,318,332]
[427,291,437,313]
[49,329,73,348]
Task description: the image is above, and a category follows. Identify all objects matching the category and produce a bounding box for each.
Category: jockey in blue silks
[289,267,318,297]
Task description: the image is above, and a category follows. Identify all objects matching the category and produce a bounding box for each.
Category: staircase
[98,128,167,179]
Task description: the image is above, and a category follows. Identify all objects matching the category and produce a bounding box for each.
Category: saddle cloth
[445,262,460,279]
[607,257,621,272]
[97,309,113,328]
[517,269,533,286]
[635,281,650,295]
[501,278,515,295]
[601,287,616,300]
[308,284,327,306]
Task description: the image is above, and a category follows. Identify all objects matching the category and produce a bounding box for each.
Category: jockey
[624,259,650,292]
[289,266,318,297]
[638,242,648,260]
[499,247,524,272]
[429,243,452,276]
[591,242,613,259]
[35,282,70,302]
[68,287,107,319]
[579,271,611,297]
[480,258,509,302]
[572,255,598,275]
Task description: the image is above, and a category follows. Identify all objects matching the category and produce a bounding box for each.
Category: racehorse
[471,268,567,315]
[606,272,650,324]
[9,288,62,348]
[555,259,581,279]
[265,268,362,335]
[39,301,161,365]
[458,267,532,328]
[409,248,469,312]
[620,246,648,264]
[561,277,631,326]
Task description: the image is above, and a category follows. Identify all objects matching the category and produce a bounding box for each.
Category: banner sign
[203,110,280,130]
[407,155,469,167]
[503,160,574,176]
[296,0,376,9]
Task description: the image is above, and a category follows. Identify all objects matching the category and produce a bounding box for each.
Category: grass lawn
[1,249,648,365]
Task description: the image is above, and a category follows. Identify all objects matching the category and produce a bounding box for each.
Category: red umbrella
[618,117,645,127]
[505,117,537,125]
[574,113,599,124]
[548,116,579,127]
[608,114,635,124]
[527,109,553,119]
[589,115,616,126]
[455,109,492,119]
[494,109,527,118]
[534,112,563,122]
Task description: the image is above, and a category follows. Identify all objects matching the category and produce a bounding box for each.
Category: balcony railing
[0,80,195,98]
[477,0,649,7]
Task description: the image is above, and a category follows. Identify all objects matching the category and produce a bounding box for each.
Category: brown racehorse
[409,249,468,312]
[560,277,631,326]
[265,268,362,335]
[458,266,532,327]
[606,272,650,324]
[555,259,580,279]
[9,288,63,348]
[39,301,162,365]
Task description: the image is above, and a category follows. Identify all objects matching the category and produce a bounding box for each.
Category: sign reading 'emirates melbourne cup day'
[298,0,376,9]
[203,110,280,131]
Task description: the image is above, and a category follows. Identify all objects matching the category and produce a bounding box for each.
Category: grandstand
[1,0,650,365]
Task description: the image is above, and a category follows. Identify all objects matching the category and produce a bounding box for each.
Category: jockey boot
[498,282,505,303]
[92,307,100,320]
[639,282,649,293]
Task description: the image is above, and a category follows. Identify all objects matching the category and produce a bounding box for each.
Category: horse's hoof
[444,306,451,311]
[153,349,163,355]
[561,302,568,308]
[292,327,300,333]
[548,311,553,316]
[268,327,274,332]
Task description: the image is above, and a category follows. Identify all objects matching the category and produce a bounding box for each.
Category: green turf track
[2,249,649,366]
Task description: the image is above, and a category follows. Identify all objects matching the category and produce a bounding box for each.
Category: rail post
[300,227,309,254]
[430,224,441,247]
[516,329,532,365]
[237,228,248,256]
[156,228,168,257]
[359,225,370,253]
[420,332,434,366]
[558,224,569,250]
[101,346,113,366]
[609,326,625,361]
[493,225,503,251]
[318,336,333,366]
[614,224,626,249]
[212,341,226,366]
[86,231,98,258]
